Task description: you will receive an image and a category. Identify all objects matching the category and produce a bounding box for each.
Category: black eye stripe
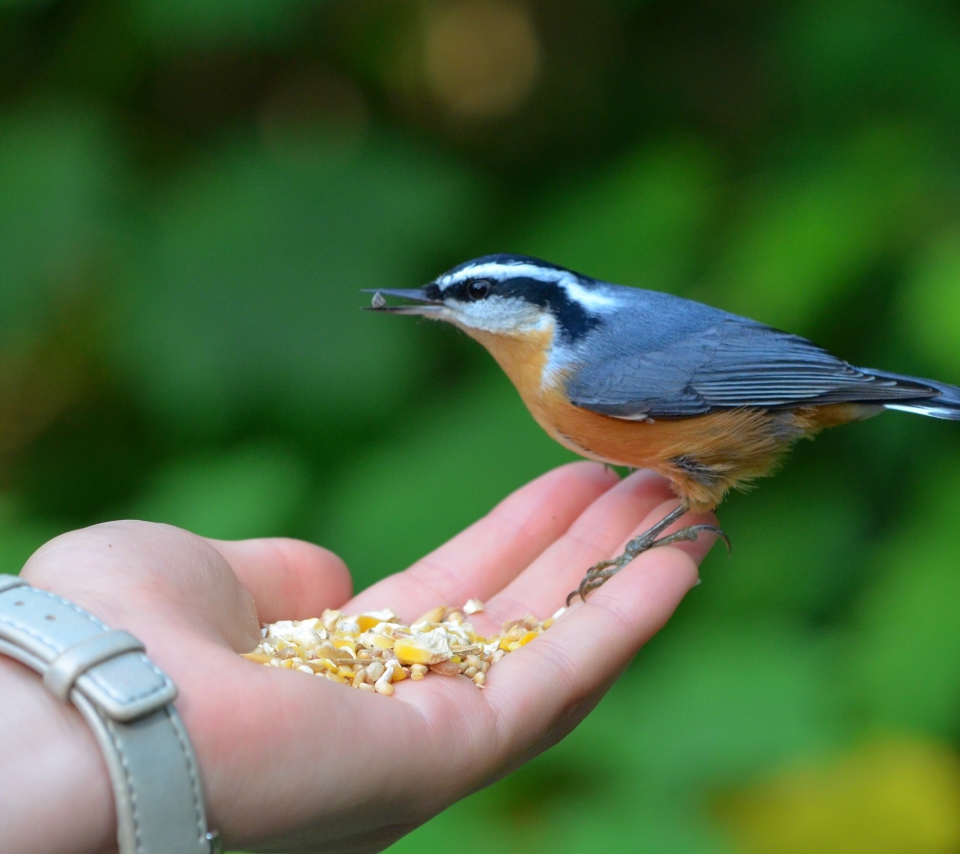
[434,269,601,343]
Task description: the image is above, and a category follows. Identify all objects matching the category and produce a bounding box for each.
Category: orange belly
[465,325,875,511]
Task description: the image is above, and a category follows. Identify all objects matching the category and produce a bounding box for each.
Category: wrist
[0,653,115,854]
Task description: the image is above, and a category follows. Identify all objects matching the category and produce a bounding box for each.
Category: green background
[4,1,960,851]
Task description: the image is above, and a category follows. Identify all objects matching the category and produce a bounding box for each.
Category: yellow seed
[361,633,395,651]
[252,603,556,695]
[394,638,447,665]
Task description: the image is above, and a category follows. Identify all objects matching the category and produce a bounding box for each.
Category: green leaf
[898,226,960,379]
[574,621,843,789]
[715,124,940,333]
[127,443,311,539]
[851,450,960,737]
[786,0,960,120]
[0,495,60,575]
[0,103,120,346]
[109,133,485,429]
[132,0,313,50]
[520,140,719,289]
[699,463,868,619]
[309,375,575,590]
[386,769,735,854]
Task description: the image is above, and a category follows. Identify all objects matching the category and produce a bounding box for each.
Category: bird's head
[365,254,615,344]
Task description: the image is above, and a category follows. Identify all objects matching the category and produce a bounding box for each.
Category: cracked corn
[241,602,561,694]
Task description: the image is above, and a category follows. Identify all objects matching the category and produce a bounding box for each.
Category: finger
[484,541,699,756]
[345,462,618,621]
[206,537,353,623]
[476,469,717,631]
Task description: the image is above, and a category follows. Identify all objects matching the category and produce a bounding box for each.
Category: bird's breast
[458,324,868,510]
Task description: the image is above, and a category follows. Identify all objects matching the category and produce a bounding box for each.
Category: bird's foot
[566,506,729,605]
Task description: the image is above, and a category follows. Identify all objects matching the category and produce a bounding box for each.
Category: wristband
[0,576,220,854]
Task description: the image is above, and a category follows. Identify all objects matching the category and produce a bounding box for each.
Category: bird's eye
[466,279,491,301]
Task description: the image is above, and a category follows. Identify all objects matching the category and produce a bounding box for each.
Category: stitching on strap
[105,718,143,854]
[168,709,207,844]
[0,589,174,705]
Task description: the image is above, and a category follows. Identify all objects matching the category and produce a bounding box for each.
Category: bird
[365,253,960,603]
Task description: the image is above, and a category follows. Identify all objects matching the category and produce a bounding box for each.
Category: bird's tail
[864,368,960,420]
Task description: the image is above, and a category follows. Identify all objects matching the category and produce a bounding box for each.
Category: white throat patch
[444,294,552,334]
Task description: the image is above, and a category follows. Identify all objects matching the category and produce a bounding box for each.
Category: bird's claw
[565,517,729,604]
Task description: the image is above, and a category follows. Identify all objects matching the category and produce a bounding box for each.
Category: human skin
[0,462,716,853]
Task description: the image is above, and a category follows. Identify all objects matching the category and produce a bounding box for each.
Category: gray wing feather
[565,299,937,418]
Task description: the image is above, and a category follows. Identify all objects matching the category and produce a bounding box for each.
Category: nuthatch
[366,253,960,602]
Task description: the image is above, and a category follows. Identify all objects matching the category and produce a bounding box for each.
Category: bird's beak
[362,288,443,315]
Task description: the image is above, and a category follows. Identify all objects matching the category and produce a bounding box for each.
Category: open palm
[21,462,717,853]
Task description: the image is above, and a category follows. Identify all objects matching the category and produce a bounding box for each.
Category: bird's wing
[566,317,938,419]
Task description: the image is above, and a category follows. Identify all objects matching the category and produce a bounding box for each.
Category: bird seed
[241,601,563,694]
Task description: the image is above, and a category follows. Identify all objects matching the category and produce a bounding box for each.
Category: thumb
[205,537,352,624]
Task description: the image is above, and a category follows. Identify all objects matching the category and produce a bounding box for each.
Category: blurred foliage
[717,737,960,854]
[3,0,960,851]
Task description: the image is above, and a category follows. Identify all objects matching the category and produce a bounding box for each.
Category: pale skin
[0,462,717,854]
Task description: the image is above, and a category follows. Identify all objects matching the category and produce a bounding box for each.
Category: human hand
[6,462,717,853]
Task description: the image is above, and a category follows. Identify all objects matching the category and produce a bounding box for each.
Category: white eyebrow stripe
[562,279,618,310]
[438,262,618,309]
[438,261,558,286]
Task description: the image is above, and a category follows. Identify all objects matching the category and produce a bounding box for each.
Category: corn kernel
[244,601,555,695]
[393,634,451,665]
